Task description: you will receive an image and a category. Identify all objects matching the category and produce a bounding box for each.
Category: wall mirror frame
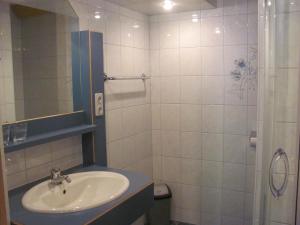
[1,0,87,152]
[1,1,106,165]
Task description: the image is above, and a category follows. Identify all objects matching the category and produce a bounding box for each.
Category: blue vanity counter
[9,165,154,225]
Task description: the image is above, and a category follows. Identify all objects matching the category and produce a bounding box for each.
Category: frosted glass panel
[255,0,300,224]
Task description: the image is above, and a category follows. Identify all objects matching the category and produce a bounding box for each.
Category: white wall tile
[201,16,223,46]
[180,104,202,132]
[150,22,160,49]
[224,105,247,135]
[247,0,258,14]
[160,49,180,76]
[159,21,179,49]
[202,133,223,161]
[248,14,258,44]
[223,0,247,15]
[180,20,201,47]
[121,46,134,75]
[105,44,121,76]
[180,47,202,76]
[202,187,222,214]
[201,213,221,225]
[121,16,135,47]
[107,109,123,141]
[150,50,160,76]
[181,159,202,185]
[151,77,161,103]
[202,76,225,104]
[161,76,180,103]
[161,104,180,130]
[224,134,247,163]
[105,12,121,44]
[224,15,248,45]
[181,132,202,159]
[151,104,161,130]
[25,145,52,169]
[152,130,162,156]
[162,157,182,182]
[5,151,25,175]
[202,161,223,188]
[122,106,141,136]
[202,105,224,133]
[202,46,224,76]
[162,131,181,157]
[181,76,202,104]
[7,171,26,190]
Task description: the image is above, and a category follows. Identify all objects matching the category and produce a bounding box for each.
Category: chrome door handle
[269,148,289,199]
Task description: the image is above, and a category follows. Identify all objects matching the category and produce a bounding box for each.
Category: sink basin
[22,171,130,213]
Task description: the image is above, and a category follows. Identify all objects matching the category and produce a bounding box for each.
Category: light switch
[95,93,104,116]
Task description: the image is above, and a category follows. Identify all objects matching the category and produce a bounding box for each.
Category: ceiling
[105,0,217,15]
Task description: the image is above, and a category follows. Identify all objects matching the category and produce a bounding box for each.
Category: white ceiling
[105,0,217,15]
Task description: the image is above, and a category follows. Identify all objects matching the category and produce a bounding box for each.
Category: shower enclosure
[255,0,300,224]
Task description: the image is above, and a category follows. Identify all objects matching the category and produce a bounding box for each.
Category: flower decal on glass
[229,47,257,100]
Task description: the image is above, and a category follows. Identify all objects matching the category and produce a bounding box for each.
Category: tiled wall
[150,0,258,224]
[70,0,153,178]
[254,0,300,224]
[5,137,83,190]
[0,0,262,225]
[0,2,16,123]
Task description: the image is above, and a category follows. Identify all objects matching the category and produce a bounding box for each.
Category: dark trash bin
[147,184,172,225]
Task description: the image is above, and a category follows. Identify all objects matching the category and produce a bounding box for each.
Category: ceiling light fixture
[162,0,175,11]
[215,27,221,34]
[192,14,199,23]
[94,11,101,19]
[133,24,140,29]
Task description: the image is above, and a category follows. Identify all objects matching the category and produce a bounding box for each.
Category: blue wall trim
[80,31,107,166]
[79,31,93,124]
[3,111,89,153]
[90,32,107,166]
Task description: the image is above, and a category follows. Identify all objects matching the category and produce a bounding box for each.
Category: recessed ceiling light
[133,24,140,29]
[94,11,101,19]
[162,0,175,11]
[192,14,199,23]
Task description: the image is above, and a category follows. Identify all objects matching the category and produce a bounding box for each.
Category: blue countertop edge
[9,165,154,225]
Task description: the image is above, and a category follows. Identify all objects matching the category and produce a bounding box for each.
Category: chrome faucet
[50,168,71,185]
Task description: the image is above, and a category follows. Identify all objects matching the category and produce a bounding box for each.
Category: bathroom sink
[22,171,130,213]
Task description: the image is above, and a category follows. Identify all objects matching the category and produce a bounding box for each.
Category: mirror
[0,0,81,124]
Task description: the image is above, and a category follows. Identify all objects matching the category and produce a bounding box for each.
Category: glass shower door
[256,0,300,224]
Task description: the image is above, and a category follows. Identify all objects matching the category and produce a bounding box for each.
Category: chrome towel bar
[104,73,150,81]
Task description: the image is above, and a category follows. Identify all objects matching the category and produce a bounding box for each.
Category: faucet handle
[50,168,61,179]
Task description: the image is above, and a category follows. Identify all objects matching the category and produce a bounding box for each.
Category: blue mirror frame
[3,31,107,167]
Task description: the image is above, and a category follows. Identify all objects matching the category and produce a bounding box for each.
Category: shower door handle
[269,148,289,199]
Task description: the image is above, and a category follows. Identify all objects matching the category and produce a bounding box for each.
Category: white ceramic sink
[22,171,130,213]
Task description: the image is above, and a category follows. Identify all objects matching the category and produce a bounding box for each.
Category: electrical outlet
[95,93,104,116]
